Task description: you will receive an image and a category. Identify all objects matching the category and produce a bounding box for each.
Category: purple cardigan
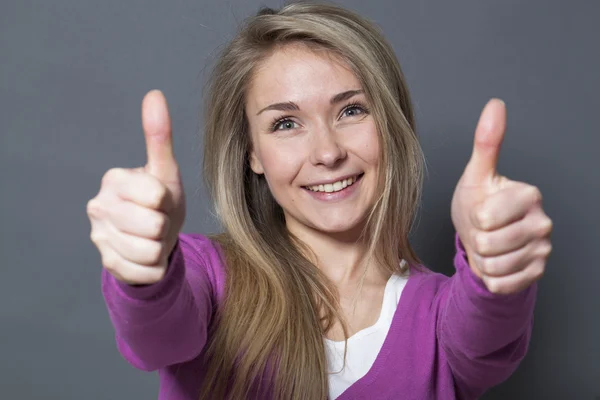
[101,232,536,399]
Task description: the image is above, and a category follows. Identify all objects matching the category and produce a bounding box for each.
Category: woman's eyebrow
[330,89,363,105]
[256,89,364,116]
[256,101,299,115]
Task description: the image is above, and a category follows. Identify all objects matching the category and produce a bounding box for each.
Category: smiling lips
[305,174,362,193]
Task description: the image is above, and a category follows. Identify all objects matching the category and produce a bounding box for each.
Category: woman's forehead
[246,43,362,110]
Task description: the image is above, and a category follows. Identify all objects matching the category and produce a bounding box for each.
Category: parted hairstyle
[200,2,425,398]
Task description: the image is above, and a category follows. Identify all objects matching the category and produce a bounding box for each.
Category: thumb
[462,98,507,186]
[142,89,179,183]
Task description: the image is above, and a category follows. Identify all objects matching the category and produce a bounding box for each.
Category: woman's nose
[309,126,347,167]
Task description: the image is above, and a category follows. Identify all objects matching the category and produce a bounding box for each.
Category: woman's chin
[284,211,370,240]
[309,218,367,238]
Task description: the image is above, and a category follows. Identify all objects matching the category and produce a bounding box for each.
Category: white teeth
[307,175,359,193]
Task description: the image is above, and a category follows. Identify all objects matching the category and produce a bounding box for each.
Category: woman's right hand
[87,90,186,285]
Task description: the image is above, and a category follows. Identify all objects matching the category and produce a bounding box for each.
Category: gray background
[1,0,598,398]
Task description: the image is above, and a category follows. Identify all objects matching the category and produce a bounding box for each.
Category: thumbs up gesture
[87,90,186,285]
[451,99,553,295]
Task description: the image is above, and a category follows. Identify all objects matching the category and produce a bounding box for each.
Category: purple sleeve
[101,233,224,371]
[437,232,537,399]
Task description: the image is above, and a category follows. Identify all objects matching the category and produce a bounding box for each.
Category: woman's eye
[341,105,365,118]
[273,119,298,131]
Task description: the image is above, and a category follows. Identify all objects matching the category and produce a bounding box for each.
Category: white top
[324,261,409,399]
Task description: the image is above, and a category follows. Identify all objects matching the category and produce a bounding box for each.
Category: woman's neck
[287,222,387,287]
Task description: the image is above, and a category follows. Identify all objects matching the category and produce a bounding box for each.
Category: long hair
[200,2,425,398]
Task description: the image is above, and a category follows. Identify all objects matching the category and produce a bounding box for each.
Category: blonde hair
[200,2,425,398]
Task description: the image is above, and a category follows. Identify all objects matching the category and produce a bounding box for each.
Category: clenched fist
[87,90,186,285]
[451,99,553,295]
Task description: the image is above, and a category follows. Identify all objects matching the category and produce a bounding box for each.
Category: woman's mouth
[305,174,362,193]
[302,173,364,200]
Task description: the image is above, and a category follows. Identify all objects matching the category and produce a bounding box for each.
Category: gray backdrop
[1,0,598,399]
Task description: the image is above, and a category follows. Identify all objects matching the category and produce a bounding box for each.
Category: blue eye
[271,118,298,132]
[341,103,368,119]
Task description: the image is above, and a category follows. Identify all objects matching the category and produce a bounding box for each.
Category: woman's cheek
[261,143,304,185]
[351,127,380,164]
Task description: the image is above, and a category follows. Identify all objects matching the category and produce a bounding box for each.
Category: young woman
[87,2,553,399]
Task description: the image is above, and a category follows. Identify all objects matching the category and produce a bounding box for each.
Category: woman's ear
[249,149,265,175]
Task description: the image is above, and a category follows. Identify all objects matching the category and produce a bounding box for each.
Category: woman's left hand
[451,99,553,295]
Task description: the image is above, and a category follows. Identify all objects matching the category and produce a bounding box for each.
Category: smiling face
[245,43,381,239]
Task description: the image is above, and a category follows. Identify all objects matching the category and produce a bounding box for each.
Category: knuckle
[86,198,103,218]
[484,278,502,294]
[118,268,138,285]
[488,280,513,295]
[529,186,542,204]
[488,286,501,294]
[539,241,553,258]
[479,257,497,275]
[143,268,166,284]
[102,168,124,187]
[89,230,103,244]
[473,231,489,254]
[531,261,546,280]
[149,185,168,209]
[101,251,120,272]
[153,215,169,238]
[477,209,493,230]
[144,241,164,265]
[540,218,553,236]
